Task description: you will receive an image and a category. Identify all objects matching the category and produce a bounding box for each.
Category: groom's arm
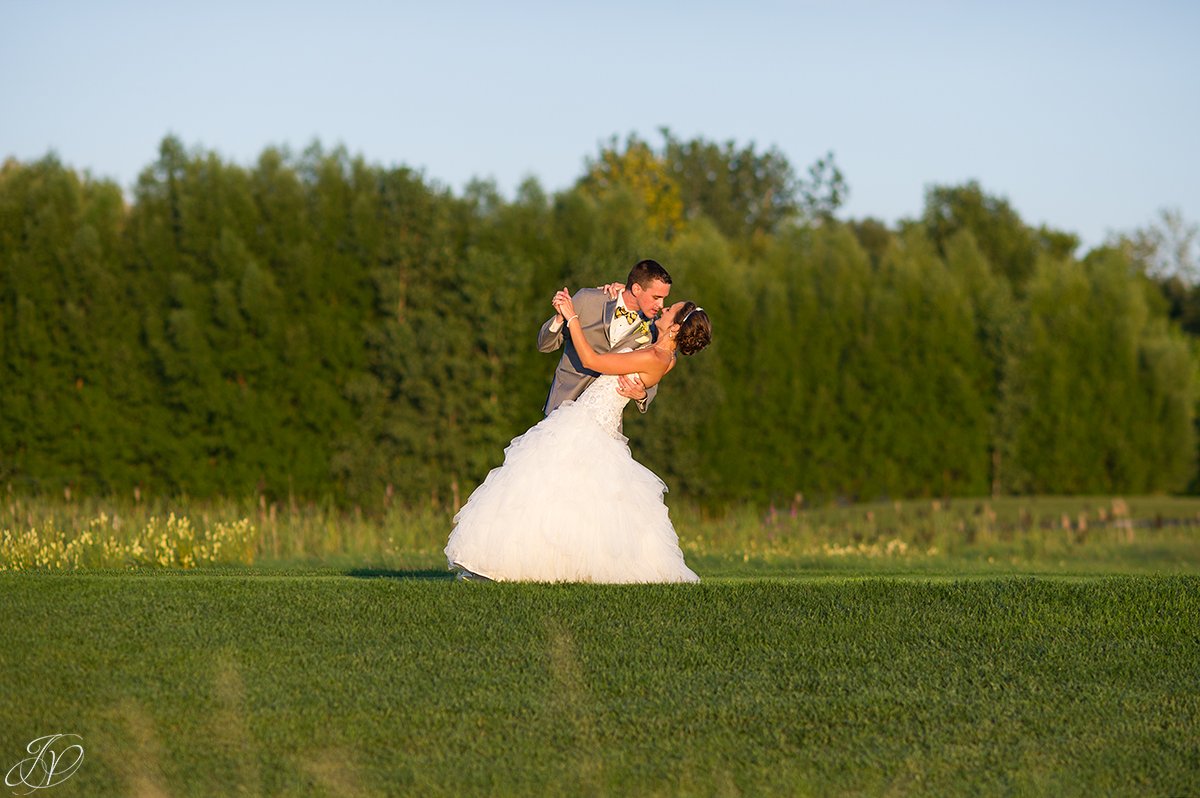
[538,287,606,353]
[638,383,658,414]
[537,313,565,353]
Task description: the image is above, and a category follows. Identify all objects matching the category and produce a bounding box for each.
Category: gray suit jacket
[538,288,659,417]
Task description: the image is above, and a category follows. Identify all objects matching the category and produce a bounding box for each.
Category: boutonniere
[635,320,651,345]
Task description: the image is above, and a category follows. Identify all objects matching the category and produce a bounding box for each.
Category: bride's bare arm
[569,324,658,376]
[553,289,662,379]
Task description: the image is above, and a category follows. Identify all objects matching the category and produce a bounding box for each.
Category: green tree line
[1,133,1195,507]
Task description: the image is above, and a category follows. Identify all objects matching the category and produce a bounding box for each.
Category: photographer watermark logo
[5,735,83,795]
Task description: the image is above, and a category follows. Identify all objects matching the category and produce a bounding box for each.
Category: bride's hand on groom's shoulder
[596,282,624,300]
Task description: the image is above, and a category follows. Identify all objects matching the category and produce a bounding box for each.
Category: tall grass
[3,491,1198,572]
[677,494,1200,554]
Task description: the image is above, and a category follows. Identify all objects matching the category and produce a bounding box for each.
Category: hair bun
[677,307,711,356]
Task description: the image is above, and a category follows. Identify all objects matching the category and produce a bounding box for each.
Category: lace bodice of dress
[573,373,634,437]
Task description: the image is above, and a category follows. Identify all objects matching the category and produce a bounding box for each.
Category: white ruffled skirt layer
[444,401,699,584]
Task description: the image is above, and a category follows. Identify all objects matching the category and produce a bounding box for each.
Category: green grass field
[3,496,1199,795]
[3,567,1198,797]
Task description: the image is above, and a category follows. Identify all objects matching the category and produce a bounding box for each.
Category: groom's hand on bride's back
[616,374,647,401]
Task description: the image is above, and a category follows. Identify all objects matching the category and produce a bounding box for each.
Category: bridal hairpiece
[681,306,704,324]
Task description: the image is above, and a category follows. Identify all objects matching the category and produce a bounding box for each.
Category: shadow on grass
[345,568,455,581]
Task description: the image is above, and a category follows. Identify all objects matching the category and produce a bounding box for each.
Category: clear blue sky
[3,0,1197,249]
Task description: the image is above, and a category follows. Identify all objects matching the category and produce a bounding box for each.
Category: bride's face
[656,301,687,331]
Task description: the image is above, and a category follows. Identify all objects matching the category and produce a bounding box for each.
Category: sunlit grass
[0,512,256,571]
[3,492,1198,573]
[3,495,1196,794]
[2,573,1196,795]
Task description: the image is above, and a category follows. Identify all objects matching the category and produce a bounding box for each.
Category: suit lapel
[602,298,617,346]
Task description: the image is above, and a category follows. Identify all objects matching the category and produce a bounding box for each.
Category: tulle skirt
[444,401,699,583]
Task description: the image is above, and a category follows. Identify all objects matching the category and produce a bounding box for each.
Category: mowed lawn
[1,570,1197,797]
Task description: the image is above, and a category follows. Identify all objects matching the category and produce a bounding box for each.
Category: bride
[444,289,712,583]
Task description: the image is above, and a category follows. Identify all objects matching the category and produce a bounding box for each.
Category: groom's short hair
[626,259,672,291]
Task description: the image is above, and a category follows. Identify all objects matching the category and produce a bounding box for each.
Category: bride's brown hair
[674,302,711,356]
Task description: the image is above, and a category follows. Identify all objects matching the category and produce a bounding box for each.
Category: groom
[538,258,672,417]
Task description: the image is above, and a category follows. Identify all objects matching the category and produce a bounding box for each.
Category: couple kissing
[445,259,712,583]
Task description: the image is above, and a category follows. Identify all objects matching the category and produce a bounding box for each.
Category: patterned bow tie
[614,306,640,325]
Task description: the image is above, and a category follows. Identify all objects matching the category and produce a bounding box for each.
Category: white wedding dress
[444,370,700,584]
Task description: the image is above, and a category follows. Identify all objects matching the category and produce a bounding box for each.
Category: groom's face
[631,279,671,319]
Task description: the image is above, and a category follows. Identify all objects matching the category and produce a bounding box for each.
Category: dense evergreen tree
[919,181,1080,287]
[0,138,1196,505]
[0,156,151,492]
[660,130,801,244]
[999,250,1195,493]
